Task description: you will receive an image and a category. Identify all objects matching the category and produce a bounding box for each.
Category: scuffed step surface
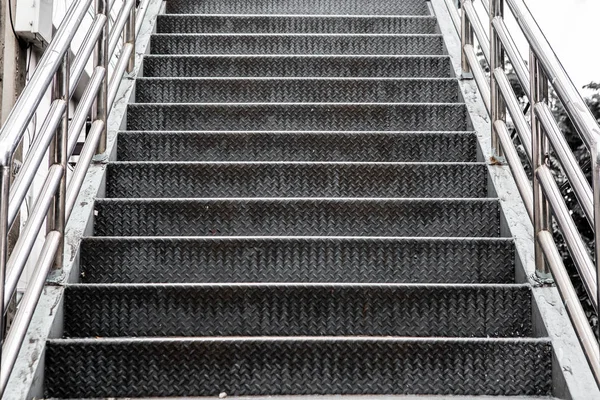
[64,284,532,338]
[165,0,431,16]
[126,103,469,131]
[135,78,460,103]
[116,131,479,162]
[92,199,500,237]
[106,162,488,198]
[150,34,445,55]
[45,338,552,398]
[157,15,438,34]
[79,237,515,284]
[142,55,454,78]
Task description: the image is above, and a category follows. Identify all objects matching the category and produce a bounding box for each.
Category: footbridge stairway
[40,0,557,397]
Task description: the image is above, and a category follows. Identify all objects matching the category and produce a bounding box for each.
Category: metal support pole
[531,51,552,281]
[0,165,10,380]
[460,1,474,78]
[125,2,136,73]
[49,55,69,269]
[95,0,109,154]
[490,0,506,159]
[593,152,600,338]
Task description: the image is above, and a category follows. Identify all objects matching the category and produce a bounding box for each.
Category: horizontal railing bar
[136,0,152,36]
[538,230,600,385]
[67,67,106,158]
[108,43,134,110]
[66,120,104,221]
[443,0,461,33]
[463,0,490,64]
[536,102,594,226]
[69,15,107,98]
[480,0,490,14]
[3,165,63,309]
[537,165,598,312]
[506,0,600,152]
[495,120,534,220]
[108,0,136,61]
[494,68,532,164]
[0,0,92,166]
[491,16,531,99]
[0,230,61,393]
[464,44,491,113]
[7,100,66,228]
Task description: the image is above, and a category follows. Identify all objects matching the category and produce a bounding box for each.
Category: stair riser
[116,131,479,162]
[157,16,438,34]
[165,0,430,16]
[93,200,500,237]
[150,34,445,55]
[64,285,532,337]
[142,55,454,78]
[79,238,515,284]
[126,104,469,131]
[45,339,553,398]
[135,78,460,103]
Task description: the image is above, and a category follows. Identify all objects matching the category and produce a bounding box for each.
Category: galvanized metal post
[490,0,506,159]
[95,0,110,154]
[0,164,10,377]
[460,1,473,78]
[125,2,136,73]
[593,150,600,338]
[530,52,552,280]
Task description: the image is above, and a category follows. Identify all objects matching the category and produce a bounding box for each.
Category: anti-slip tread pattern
[126,104,469,131]
[45,338,553,398]
[135,78,460,103]
[150,34,445,55]
[93,199,501,237]
[116,131,479,162]
[63,284,532,338]
[142,55,454,77]
[105,162,488,198]
[157,15,439,34]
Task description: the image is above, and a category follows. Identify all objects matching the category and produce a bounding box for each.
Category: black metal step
[126,103,469,131]
[165,0,431,16]
[150,34,445,55]
[105,162,488,198]
[63,284,532,338]
[79,237,515,284]
[142,55,454,78]
[135,78,460,103]
[92,199,500,237]
[45,337,552,398]
[157,15,438,34]
[116,131,479,162]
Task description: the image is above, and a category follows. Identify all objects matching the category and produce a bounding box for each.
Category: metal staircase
[41,0,555,397]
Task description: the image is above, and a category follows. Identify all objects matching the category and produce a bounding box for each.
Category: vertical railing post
[95,0,110,154]
[49,55,70,269]
[460,1,473,78]
[593,149,600,338]
[530,51,552,280]
[490,0,506,159]
[125,2,136,73]
[0,164,10,377]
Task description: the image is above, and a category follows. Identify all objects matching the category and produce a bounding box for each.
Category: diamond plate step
[45,337,552,398]
[116,131,478,162]
[165,0,431,16]
[126,103,469,131]
[105,162,487,198]
[92,199,500,237]
[63,284,532,338]
[157,15,438,34]
[142,55,454,78]
[135,78,460,103]
[79,237,515,284]
[150,34,445,55]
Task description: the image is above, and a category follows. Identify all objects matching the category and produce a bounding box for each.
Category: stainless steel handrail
[446,0,600,385]
[0,0,145,395]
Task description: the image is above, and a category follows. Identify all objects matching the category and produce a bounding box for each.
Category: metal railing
[445,0,600,384]
[0,0,151,395]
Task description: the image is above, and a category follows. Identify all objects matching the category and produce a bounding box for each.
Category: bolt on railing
[0,0,151,395]
[445,0,600,385]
